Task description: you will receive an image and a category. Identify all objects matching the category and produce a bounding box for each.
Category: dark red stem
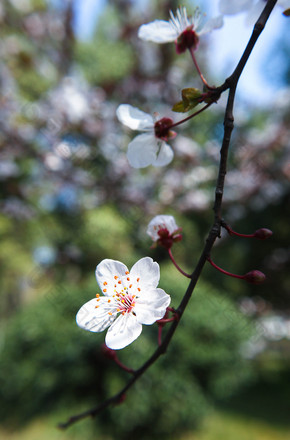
[169,102,212,129]
[168,248,191,278]
[189,47,215,90]
[207,257,244,279]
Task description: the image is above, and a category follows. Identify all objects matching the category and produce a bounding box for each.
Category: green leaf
[172,101,187,113]
[172,87,202,113]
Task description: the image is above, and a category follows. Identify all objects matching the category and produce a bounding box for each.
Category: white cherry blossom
[76,257,171,350]
[138,7,223,53]
[147,215,182,249]
[116,104,174,168]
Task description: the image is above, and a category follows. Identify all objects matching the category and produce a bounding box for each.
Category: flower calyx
[154,117,176,141]
[175,26,199,54]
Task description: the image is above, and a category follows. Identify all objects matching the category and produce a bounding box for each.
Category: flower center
[115,289,136,315]
[176,27,199,54]
[113,272,141,315]
[154,117,175,141]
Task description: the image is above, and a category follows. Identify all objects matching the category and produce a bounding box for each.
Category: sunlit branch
[59,0,277,429]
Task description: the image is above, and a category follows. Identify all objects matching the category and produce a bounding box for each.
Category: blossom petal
[76,298,117,332]
[199,15,224,35]
[147,215,179,241]
[105,313,142,349]
[130,256,160,289]
[127,133,158,168]
[116,104,154,131]
[138,20,178,43]
[134,288,171,325]
[218,0,253,15]
[96,259,129,295]
[152,142,174,167]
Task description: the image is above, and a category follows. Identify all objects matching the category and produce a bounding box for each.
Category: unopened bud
[254,228,273,240]
[244,270,266,285]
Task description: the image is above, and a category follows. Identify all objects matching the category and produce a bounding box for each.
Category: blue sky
[72,0,289,106]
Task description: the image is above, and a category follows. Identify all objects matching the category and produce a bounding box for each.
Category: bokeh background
[0,0,290,439]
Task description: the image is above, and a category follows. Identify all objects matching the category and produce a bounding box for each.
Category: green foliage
[75,39,135,86]
[0,261,255,439]
[172,87,203,112]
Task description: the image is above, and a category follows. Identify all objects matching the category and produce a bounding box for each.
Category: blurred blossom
[1,198,35,219]
[179,189,211,212]
[138,7,223,53]
[33,246,56,266]
[44,153,64,171]
[0,160,19,179]
[49,77,90,124]
[116,104,174,168]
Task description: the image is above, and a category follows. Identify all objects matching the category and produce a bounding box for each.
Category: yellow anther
[118,280,122,284]
[129,284,132,288]
[96,293,100,298]
[108,312,112,316]
[108,299,111,303]
[117,308,120,312]
[95,305,99,308]
[137,287,141,292]
[127,277,130,281]
[114,275,118,280]
[122,311,125,315]
[125,271,129,275]
[103,281,108,286]
[137,277,140,282]
[121,299,125,303]
[103,289,107,293]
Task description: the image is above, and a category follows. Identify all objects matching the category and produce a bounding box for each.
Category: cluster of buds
[147,215,272,285]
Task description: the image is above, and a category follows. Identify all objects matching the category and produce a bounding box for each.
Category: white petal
[134,288,171,325]
[218,0,253,15]
[127,133,158,168]
[199,15,224,35]
[152,142,174,167]
[96,259,128,294]
[130,257,160,289]
[105,313,142,350]
[116,104,154,131]
[138,20,178,43]
[147,215,179,241]
[76,298,117,333]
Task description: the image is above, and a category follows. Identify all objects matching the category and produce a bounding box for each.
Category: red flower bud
[244,270,266,285]
[253,228,273,240]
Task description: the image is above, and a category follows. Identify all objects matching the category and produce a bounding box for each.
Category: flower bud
[253,228,273,240]
[244,270,266,285]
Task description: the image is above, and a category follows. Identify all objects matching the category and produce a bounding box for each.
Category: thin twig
[58,0,277,429]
